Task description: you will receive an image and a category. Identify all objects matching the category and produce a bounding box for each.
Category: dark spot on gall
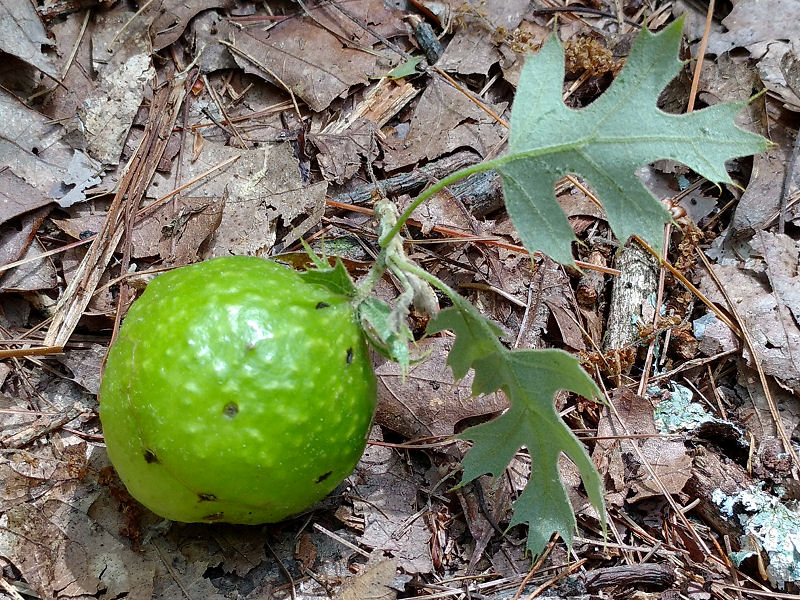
[316,471,332,484]
[143,449,159,464]
[223,402,238,418]
[315,302,330,309]
[203,512,224,521]
[346,347,353,365]
[198,493,217,502]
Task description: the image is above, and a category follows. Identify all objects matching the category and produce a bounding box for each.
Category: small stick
[312,523,371,558]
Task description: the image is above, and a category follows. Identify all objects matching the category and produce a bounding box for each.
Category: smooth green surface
[100,256,376,524]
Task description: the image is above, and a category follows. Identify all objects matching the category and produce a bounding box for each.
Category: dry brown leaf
[736,363,800,463]
[0,207,55,293]
[375,337,508,439]
[229,0,403,112]
[131,196,224,265]
[308,53,418,183]
[382,77,507,171]
[188,11,238,72]
[400,186,475,235]
[0,90,101,207]
[706,0,800,55]
[0,0,58,78]
[0,238,57,293]
[352,427,432,573]
[437,0,528,76]
[0,453,156,600]
[593,388,691,504]
[335,555,398,600]
[0,170,52,227]
[147,0,231,51]
[151,552,227,600]
[544,296,585,351]
[44,11,95,122]
[78,4,155,165]
[151,139,325,256]
[55,344,106,396]
[312,117,379,184]
[701,238,800,394]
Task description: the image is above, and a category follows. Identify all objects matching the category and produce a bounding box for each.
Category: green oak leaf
[298,258,357,298]
[428,295,603,557]
[387,56,423,79]
[498,18,769,264]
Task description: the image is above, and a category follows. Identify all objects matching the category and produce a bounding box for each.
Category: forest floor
[1,0,799,598]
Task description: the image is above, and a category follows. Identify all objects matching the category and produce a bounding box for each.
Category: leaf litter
[1,0,799,597]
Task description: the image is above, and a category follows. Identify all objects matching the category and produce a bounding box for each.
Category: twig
[512,541,555,600]
[0,154,239,278]
[327,0,412,60]
[0,575,26,600]
[44,74,188,347]
[532,5,642,28]
[686,0,715,112]
[106,0,154,51]
[2,402,92,448]
[647,349,738,383]
[599,379,714,557]
[433,66,508,127]
[326,199,621,275]
[778,127,800,234]
[633,235,740,335]
[332,150,482,205]
[218,40,302,121]
[312,523,371,558]
[202,74,247,148]
[0,345,63,359]
[696,249,800,474]
[265,538,297,600]
[524,558,587,600]
[153,540,194,600]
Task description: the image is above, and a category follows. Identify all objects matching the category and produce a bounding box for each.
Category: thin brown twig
[647,349,738,384]
[218,40,302,121]
[695,249,800,474]
[0,574,26,600]
[433,66,509,127]
[202,74,247,148]
[153,540,194,600]
[62,9,91,79]
[0,346,63,359]
[106,0,154,51]
[686,0,715,112]
[637,223,671,396]
[597,377,714,557]
[512,541,556,600]
[524,558,587,600]
[265,538,297,600]
[325,199,621,275]
[0,154,240,278]
[190,100,294,130]
[632,235,741,335]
